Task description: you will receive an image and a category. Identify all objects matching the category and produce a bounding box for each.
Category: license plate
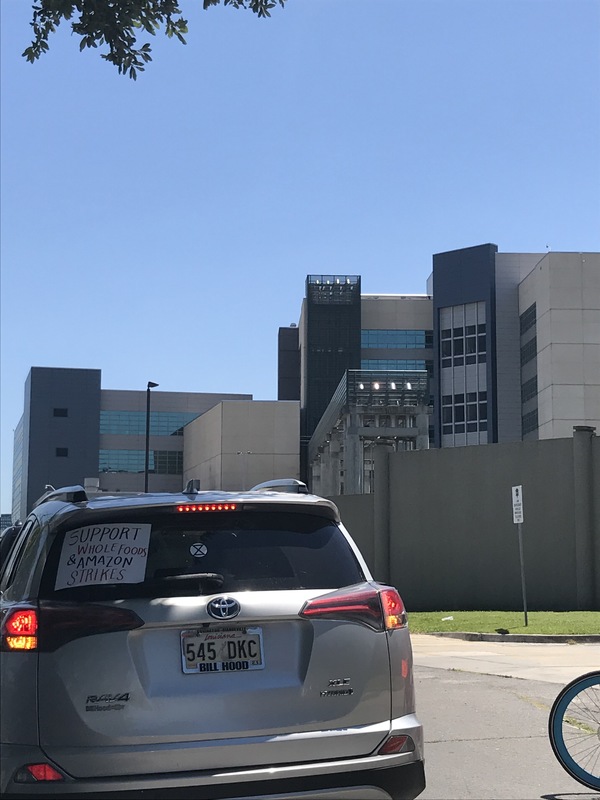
[181,627,264,674]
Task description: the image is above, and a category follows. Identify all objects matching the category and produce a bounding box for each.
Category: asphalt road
[414,665,598,800]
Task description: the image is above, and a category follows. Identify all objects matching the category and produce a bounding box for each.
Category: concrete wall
[333,493,376,567]
[361,295,433,330]
[329,428,599,612]
[184,400,300,491]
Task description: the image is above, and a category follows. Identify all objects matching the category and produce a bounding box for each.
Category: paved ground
[414,666,598,800]
[411,633,600,684]
[411,635,600,799]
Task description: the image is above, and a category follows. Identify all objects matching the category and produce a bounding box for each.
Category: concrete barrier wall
[328,429,599,611]
[333,492,375,568]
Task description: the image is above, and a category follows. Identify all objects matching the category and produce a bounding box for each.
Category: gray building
[1,514,14,532]
[183,400,300,491]
[279,281,434,483]
[282,249,599,493]
[308,370,431,496]
[431,245,600,448]
[13,368,102,523]
[12,367,251,521]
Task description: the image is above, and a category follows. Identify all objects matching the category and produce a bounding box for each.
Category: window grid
[361,330,433,349]
[520,303,536,336]
[522,409,539,436]
[441,392,487,435]
[99,449,183,475]
[439,302,488,441]
[520,338,537,367]
[361,359,427,370]
[100,410,200,437]
[521,376,538,404]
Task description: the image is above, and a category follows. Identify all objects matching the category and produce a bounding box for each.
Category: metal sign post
[512,485,528,627]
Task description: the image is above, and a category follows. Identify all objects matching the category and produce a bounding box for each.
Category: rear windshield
[40,511,365,601]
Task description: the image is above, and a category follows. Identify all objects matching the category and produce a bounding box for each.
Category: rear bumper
[1,746,425,800]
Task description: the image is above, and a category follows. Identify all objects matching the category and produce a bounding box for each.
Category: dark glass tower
[301,276,362,458]
[277,325,300,401]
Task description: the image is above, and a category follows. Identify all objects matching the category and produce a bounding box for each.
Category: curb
[421,631,600,644]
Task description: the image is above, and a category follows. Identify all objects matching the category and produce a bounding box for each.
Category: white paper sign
[55,523,152,590]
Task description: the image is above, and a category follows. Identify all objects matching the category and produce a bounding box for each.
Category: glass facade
[361,359,427,371]
[99,449,183,475]
[304,275,361,440]
[100,410,200,437]
[361,330,433,349]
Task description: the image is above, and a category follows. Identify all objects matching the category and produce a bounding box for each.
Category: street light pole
[144,381,159,492]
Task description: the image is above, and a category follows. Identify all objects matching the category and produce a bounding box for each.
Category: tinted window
[0,525,23,569]
[40,511,365,601]
[0,520,42,598]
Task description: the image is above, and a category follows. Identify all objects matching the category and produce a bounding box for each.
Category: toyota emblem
[207,596,241,620]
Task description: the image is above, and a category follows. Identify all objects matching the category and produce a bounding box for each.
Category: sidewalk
[411,633,600,684]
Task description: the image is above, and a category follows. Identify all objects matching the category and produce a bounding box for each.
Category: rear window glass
[40,511,365,601]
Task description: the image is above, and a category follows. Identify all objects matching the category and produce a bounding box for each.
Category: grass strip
[407,610,600,636]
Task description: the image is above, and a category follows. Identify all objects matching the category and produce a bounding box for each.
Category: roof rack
[249,479,309,494]
[33,485,88,508]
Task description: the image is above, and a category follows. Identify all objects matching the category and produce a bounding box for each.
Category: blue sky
[1,0,599,514]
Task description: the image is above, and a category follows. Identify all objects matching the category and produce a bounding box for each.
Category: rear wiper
[154,572,225,591]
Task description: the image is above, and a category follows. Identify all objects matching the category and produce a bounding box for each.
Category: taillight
[1,603,144,652]
[4,608,38,650]
[380,588,408,629]
[14,763,65,783]
[177,503,237,512]
[300,585,408,631]
[378,734,415,755]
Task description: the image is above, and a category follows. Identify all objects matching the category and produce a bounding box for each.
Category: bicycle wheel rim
[549,671,600,791]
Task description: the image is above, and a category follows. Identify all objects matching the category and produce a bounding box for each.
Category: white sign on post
[512,485,524,524]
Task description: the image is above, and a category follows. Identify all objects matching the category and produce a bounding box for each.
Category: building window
[360,359,427,370]
[361,330,433,349]
[439,304,487,373]
[56,448,68,457]
[520,338,537,367]
[438,340,489,436]
[520,303,536,336]
[100,410,200,437]
[521,376,538,403]
[53,408,68,417]
[522,409,539,436]
[99,449,183,475]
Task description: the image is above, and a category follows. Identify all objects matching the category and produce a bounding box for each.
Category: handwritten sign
[55,524,152,590]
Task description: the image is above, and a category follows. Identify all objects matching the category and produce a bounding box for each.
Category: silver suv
[0,483,425,799]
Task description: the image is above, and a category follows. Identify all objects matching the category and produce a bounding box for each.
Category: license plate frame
[181,626,264,674]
